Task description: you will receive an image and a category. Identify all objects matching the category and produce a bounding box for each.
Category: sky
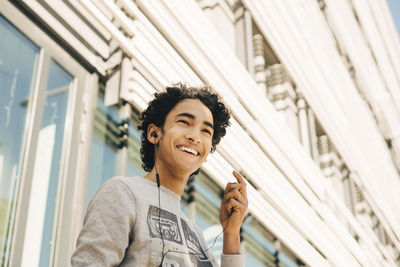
[386,0,400,37]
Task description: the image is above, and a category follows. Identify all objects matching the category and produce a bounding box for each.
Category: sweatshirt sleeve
[71,177,136,267]
[221,253,245,267]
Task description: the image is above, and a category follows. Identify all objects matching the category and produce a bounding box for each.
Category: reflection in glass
[279,253,299,267]
[126,123,145,177]
[85,96,121,209]
[194,175,223,262]
[242,220,300,267]
[242,223,277,266]
[21,60,72,267]
[245,253,266,267]
[0,15,39,265]
[86,98,145,208]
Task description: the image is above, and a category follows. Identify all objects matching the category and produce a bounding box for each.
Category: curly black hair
[138,83,231,173]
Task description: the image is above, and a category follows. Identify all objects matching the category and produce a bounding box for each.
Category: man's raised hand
[220,170,248,254]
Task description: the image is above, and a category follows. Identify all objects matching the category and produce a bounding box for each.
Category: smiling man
[72,84,248,266]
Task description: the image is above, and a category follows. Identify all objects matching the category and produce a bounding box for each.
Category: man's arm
[71,178,135,267]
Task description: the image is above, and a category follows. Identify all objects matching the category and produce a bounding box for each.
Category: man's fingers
[225,198,247,214]
[224,182,244,192]
[226,171,247,199]
[233,170,245,184]
[223,189,246,205]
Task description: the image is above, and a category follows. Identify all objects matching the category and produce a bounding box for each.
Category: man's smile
[176,145,200,156]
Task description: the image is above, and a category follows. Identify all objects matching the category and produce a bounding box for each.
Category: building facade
[1,0,400,266]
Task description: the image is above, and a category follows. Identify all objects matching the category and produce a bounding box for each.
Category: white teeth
[178,146,199,156]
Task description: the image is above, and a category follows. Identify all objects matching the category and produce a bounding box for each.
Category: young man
[72,84,248,266]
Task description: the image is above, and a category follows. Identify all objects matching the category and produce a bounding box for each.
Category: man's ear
[147,123,160,144]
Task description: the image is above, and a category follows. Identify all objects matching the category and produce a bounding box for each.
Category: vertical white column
[297,96,311,155]
[197,0,235,51]
[318,135,334,193]
[390,136,400,171]
[269,84,289,124]
[253,33,267,98]
[318,133,348,203]
[268,64,299,138]
[307,110,319,162]
[234,4,247,68]
[244,10,254,77]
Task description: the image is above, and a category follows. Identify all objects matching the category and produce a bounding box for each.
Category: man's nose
[186,128,201,143]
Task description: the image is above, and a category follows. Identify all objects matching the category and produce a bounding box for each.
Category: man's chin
[173,162,201,178]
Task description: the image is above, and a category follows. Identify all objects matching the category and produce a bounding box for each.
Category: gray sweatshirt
[71,176,245,266]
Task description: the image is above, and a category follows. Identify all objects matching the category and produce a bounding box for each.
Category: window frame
[0,2,97,266]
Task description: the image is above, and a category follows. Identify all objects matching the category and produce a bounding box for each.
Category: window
[24,59,74,267]
[0,15,40,265]
[0,4,91,266]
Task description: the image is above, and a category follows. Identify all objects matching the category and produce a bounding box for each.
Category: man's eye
[177,120,189,125]
[202,129,212,135]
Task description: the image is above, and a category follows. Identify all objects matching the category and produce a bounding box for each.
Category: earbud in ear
[152,132,158,138]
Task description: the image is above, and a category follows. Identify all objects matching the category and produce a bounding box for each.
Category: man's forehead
[170,99,214,125]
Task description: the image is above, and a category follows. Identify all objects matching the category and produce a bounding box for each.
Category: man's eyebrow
[176,112,214,129]
[176,112,195,120]
[203,121,214,129]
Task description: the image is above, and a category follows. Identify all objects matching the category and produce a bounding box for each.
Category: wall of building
[0,0,399,266]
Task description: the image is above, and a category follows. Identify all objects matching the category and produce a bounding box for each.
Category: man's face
[155,99,214,176]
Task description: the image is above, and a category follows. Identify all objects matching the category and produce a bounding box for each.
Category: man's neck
[144,164,188,195]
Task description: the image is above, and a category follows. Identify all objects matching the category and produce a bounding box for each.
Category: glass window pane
[181,202,189,216]
[279,253,299,267]
[242,220,280,266]
[0,15,40,265]
[126,123,145,177]
[245,253,266,267]
[85,96,121,208]
[21,60,73,267]
[194,174,223,261]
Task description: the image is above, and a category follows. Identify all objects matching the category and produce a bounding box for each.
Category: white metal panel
[244,0,400,245]
[43,0,110,58]
[22,0,106,74]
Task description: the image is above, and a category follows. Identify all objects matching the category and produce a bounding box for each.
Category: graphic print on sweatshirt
[147,205,183,244]
[181,219,212,266]
[146,205,213,266]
